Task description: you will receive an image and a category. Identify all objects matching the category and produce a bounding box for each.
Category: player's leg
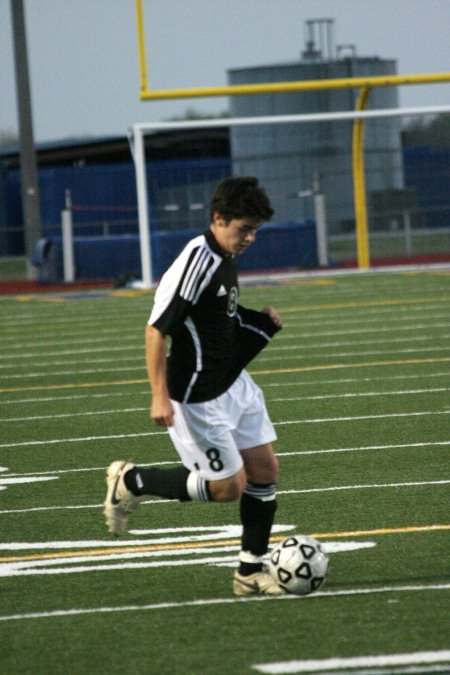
[230,373,283,595]
[104,396,247,535]
[240,442,279,566]
[103,460,247,536]
[232,443,283,595]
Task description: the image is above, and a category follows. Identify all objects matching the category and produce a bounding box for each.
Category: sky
[1,0,450,144]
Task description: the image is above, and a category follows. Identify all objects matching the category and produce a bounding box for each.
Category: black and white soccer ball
[269,535,329,595]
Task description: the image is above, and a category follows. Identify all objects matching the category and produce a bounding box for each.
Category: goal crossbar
[130,104,450,288]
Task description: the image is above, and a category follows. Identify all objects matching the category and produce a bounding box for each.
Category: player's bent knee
[209,471,246,502]
[244,450,279,485]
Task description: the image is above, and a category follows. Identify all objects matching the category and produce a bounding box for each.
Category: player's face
[212,214,263,255]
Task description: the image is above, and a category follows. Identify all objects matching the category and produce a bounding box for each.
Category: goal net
[130,105,450,287]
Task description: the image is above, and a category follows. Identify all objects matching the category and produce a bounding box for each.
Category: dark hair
[210,176,274,222]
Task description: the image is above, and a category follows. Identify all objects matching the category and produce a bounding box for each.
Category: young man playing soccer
[104,176,284,595]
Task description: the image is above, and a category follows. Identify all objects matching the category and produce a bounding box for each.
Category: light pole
[11,0,42,279]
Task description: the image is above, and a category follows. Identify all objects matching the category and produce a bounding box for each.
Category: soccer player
[104,176,284,595]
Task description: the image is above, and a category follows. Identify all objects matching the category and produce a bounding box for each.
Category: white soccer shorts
[167,370,277,481]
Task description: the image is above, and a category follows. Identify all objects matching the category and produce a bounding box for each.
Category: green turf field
[1,270,449,674]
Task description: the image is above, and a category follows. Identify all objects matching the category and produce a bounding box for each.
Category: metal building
[227,20,402,233]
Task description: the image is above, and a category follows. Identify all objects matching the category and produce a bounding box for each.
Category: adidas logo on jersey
[217,285,227,297]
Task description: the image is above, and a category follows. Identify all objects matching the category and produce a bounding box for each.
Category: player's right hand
[150,396,174,427]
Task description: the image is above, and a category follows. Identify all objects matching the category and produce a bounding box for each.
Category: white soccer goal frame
[129,104,450,288]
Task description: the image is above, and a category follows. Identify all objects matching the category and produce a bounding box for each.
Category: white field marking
[0,354,142,371]
[268,386,450,403]
[4,388,449,423]
[2,406,148,423]
[0,500,177,515]
[1,305,444,350]
[2,299,446,335]
[275,333,450,350]
[0,326,139,352]
[0,552,240,576]
[2,336,449,375]
[0,527,365,555]
[0,476,58,492]
[278,479,450,495]
[0,524,274,550]
[281,293,450,310]
[257,345,450,363]
[0,310,146,330]
[2,293,446,332]
[276,440,450,458]
[0,543,375,578]
[2,358,450,391]
[0,583,448,623]
[281,304,450,327]
[0,364,146,380]
[0,429,166,449]
[4,440,448,480]
[1,372,449,407]
[0,476,57,486]
[275,410,450,426]
[3,459,178,478]
[252,650,450,674]
[2,295,444,327]
[2,335,449,379]
[1,479,449,516]
[0,328,139,361]
[280,319,450,337]
[0,389,149,406]
[2,319,449,360]
[2,410,450,450]
[263,371,450,388]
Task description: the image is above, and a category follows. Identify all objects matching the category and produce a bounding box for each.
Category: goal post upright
[132,125,153,288]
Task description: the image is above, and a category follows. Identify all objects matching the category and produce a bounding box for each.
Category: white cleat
[103,460,143,536]
[233,567,286,596]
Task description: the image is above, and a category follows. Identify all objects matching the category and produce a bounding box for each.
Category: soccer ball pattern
[269,535,329,595]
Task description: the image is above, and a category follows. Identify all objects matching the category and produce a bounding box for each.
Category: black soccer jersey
[149,228,280,403]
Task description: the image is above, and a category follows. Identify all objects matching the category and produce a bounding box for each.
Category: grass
[0,269,449,674]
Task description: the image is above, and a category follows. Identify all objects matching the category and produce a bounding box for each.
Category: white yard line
[0,390,149,406]
[1,372,449,406]
[0,582,448,623]
[268,387,449,402]
[257,346,450,363]
[278,479,450,495]
[0,364,146,380]
[2,410,449,449]
[1,479,448,515]
[253,649,450,674]
[2,318,449,358]
[2,440,448,478]
[1,335,449,372]
[3,388,449,422]
[0,354,142,371]
[2,406,148,423]
[263,372,450,388]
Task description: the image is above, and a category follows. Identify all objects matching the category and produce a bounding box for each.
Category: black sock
[238,483,277,575]
[124,465,211,502]
[125,466,191,501]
